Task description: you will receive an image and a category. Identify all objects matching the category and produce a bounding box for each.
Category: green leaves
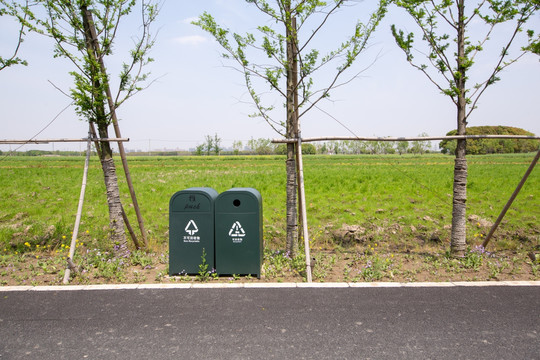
[391,25,415,61]
[0,0,29,71]
[24,0,160,125]
[194,0,389,135]
[392,0,538,117]
[524,29,540,55]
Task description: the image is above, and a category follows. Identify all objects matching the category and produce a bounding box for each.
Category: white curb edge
[1,281,539,291]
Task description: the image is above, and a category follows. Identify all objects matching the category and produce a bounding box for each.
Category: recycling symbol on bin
[228,221,246,238]
[185,220,199,235]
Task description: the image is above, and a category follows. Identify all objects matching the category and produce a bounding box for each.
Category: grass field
[1,153,539,285]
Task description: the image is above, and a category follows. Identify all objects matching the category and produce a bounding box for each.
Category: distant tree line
[439,126,539,155]
[193,134,434,156]
[0,150,91,157]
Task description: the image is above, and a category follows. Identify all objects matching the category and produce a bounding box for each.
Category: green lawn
[1,153,539,285]
[1,153,538,253]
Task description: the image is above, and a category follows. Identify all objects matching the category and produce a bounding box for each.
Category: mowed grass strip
[0,153,538,253]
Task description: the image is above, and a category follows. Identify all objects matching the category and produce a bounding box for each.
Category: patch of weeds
[158,252,168,264]
[132,270,147,283]
[263,249,291,278]
[312,252,336,281]
[81,248,127,282]
[487,260,508,279]
[262,249,307,280]
[358,254,394,282]
[343,266,352,281]
[97,259,127,282]
[196,248,215,282]
[36,260,59,275]
[463,246,485,270]
[155,270,167,282]
[531,263,539,278]
[510,256,522,275]
[130,250,154,269]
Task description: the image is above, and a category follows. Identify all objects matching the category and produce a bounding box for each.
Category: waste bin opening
[233,199,241,207]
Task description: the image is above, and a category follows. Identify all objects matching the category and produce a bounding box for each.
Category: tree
[195,0,389,255]
[392,0,538,257]
[439,126,539,155]
[0,0,28,71]
[397,140,409,155]
[380,139,396,154]
[410,132,430,155]
[302,143,316,155]
[22,0,159,254]
[203,135,214,156]
[248,138,276,155]
[213,133,222,155]
[232,140,243,155]
[194,144,205,156]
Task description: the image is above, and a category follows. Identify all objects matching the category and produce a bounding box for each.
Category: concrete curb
[1,281,539,291]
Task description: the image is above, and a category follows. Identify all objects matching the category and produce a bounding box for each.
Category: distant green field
[1,153,538,252]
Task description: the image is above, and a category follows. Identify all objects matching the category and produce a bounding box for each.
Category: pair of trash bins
[169,187,262,278]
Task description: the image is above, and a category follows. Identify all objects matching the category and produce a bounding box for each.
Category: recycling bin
[215,188,263,278]
[169,187,218,275]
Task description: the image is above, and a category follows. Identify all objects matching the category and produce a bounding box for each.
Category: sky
[1,0,539,152]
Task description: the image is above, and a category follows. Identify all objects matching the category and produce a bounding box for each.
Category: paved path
[1,283,539,359]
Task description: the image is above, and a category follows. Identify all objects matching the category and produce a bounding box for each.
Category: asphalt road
[1,285,539,359]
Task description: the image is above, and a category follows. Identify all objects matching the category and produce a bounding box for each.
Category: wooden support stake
[63,129,92,284]
[297,133,312,283]
[483,148,540,249]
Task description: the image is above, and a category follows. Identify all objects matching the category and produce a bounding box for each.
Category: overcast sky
[1,1,539,152]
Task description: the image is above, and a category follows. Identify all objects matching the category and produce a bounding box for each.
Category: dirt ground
[2,244,539,286]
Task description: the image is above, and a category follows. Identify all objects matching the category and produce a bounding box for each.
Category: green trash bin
[215,188,263,278]
[169,187,218,275]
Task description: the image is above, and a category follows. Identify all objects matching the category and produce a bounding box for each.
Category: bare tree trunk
[97,125,129,256]
[285,10,298,256]
[450,0,468,257]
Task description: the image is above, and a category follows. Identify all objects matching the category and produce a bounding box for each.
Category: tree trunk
[450,0,468,257]
[286,145,298,256]
[285,12,298,256]
[96,124,129,256]
[82,6,128,256]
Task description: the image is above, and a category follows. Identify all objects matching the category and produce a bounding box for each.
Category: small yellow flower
[85,230,89,234]
[374,243,378,247]
[35,255,39,259]
[62,235,66,240]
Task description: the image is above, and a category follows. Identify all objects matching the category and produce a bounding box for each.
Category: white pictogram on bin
[185,220,199,235]
[228,221,246,238]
